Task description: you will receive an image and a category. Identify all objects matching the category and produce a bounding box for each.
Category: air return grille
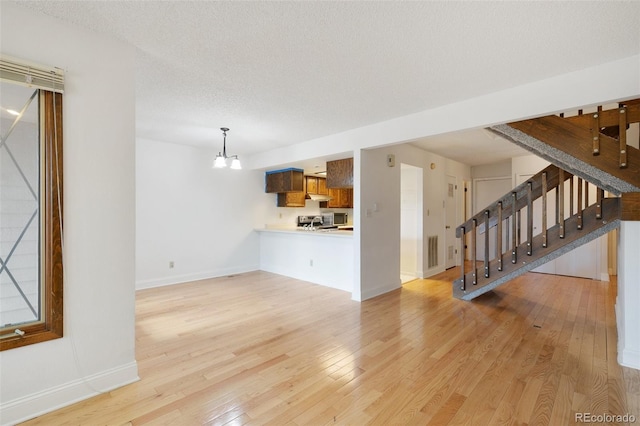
[428,235,438,268]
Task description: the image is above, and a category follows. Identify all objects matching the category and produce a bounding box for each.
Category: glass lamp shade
[213,154,227,168]
[230,157,242,170]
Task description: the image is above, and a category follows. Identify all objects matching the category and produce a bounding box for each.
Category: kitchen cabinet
[306,176,318,194]
[326,158,353,188]
[305,176,328,195]
[277,191,306,207]
[265,168,304,193]
[322,188,353,208]
[318,177,328,195]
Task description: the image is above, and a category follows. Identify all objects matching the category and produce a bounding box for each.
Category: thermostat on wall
[387,154,395,167]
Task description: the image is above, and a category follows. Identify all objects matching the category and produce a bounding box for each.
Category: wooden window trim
[1,91,63,351]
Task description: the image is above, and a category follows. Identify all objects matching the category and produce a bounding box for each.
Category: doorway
[444,175,458,269]
[400,164,423,284]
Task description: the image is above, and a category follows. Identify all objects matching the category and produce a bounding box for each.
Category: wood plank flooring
[21,268,640,425]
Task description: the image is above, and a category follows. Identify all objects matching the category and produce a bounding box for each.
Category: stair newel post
[542,172,548,248]
[527,182,533,255]
[596,187,603,219]
[458,225,466,291]
[577,177,583,230]
[471,219,477,285]
[558,169,565,239]
[497,202,503,271]
[511,192,517,264]
[620,106,628,168]
[484,211,490,278]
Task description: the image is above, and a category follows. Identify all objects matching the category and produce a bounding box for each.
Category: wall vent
[428,235,438,269]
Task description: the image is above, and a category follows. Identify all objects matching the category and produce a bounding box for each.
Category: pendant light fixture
[213,127,241,169]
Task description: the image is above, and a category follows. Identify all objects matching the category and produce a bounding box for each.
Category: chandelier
[213,127,241,169]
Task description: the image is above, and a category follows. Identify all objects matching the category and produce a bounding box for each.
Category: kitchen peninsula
[256,227,354,294]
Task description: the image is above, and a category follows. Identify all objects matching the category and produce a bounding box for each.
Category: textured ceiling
[10,1,640,165]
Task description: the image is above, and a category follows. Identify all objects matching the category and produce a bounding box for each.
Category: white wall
[357,144,471,300]
[136,139,271,289]
[618,221,640,369]
[471,159,512,180]
[0,3,138,425]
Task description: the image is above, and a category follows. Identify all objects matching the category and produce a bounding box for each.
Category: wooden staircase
[454,99,640,300]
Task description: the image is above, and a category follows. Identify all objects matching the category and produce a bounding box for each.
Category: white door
[445,176,457,269]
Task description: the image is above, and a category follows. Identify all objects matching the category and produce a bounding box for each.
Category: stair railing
[456,164,607,293]
[559,99,639,170]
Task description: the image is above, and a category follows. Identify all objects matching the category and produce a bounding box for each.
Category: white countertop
[255,226,354,238]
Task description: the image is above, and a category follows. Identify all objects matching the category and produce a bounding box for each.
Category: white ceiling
[408,128,531,167]
[10,1,640,166]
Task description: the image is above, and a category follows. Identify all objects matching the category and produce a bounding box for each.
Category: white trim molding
[0,362,139,426]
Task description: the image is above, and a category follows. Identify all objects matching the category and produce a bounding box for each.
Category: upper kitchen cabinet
[306,176,318,194]
[318,177,328,195]
[265,168,304,193]
[305,176,328,195]
[326,158,353,188]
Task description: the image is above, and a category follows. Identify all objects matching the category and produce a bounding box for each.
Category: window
[0,59,64,351]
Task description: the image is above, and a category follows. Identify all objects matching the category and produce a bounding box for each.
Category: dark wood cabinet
[265,168,304,193]
[326,158,353,188]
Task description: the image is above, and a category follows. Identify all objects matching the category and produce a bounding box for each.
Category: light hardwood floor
[22,268,640,425]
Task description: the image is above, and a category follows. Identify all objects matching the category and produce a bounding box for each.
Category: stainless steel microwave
[331,212,348,226]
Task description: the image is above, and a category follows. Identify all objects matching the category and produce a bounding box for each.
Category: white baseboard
[135,265,259,290]
[359,281,401,301]
[619,348,640,370]
[421,266,446,279]
[616,302,640,370]
[0,361,139,426]
[600,272,610,282]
